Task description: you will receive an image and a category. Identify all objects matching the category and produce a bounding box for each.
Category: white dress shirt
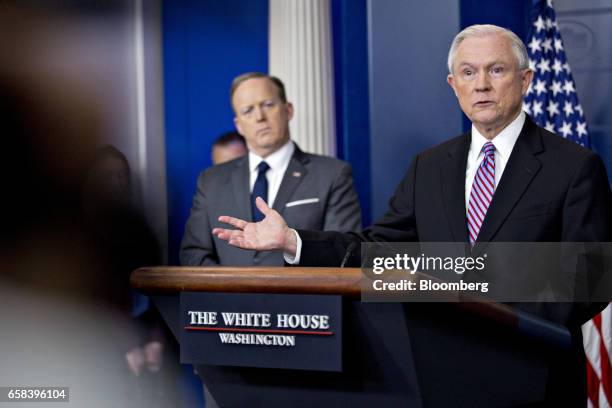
[249,140,295,208]
[286,111,526,265]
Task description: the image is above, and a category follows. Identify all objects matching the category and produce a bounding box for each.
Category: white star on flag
[575,104,583,116]
[552,59,563,75]
[537,58,551,73]
[528,37,541,53]
[523,102,531,116]
[529,59,537,71]
[545,17,553,29]
[562,62,570,72]
[546,100,559,117]
[534,15,545,32]
[576,121,587,137]
[558,121,572,137]
[532,101,544,117]
[534,79,547,96]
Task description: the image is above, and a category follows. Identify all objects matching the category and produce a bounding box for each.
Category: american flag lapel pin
[292,171,301,178]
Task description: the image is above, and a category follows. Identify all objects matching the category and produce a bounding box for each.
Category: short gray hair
[229,72,287,111]
[447,24,529,74]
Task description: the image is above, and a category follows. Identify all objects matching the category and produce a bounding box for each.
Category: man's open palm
[213,197,295,253]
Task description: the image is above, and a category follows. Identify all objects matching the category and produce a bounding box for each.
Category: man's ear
[286,102,294,121]
[233,116,243,135]
[447,74,458,97]
[521,69,534,95]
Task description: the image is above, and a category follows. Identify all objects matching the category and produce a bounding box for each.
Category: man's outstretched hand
[213,197,297,256]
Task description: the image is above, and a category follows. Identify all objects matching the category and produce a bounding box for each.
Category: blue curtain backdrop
[163,0,268,264]
[332,0,372,226]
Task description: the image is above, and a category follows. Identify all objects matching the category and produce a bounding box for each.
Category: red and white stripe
[583,304,612,408]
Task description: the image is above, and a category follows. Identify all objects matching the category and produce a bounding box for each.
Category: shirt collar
[470,111,525,159]
[248,140,295,173]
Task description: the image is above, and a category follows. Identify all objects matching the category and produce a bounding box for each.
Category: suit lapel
[474,118,543,251]
[441,134,471,243]
[273,145,309,214]
[231,156,252,221]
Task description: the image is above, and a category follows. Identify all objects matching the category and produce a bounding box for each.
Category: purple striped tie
[467,141,496,245]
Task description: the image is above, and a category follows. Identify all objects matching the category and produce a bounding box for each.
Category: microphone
[340,241,358,268]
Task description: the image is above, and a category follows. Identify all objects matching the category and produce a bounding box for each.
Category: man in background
[211,131,247,165]
[180,72,361,266]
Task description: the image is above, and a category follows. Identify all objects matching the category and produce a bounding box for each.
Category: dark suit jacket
[301,117,610,293]
[180,144,361,266]
[298,116,611,404]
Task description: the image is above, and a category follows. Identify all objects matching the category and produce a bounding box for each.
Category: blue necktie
[251,161,270,222]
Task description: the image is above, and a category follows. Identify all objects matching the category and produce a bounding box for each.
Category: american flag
[524,1,611,407]
[523,0,589,148]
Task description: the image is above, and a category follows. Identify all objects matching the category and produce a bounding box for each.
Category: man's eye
[491,66,504,74]
[464,70,473,76]
[263,101,276,108]
[241,107,253,115]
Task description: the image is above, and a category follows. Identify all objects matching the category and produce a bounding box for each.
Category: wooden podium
[131,266,572,407]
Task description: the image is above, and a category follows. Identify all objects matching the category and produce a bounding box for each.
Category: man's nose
[254,106,266,121]
[475,71,492,92]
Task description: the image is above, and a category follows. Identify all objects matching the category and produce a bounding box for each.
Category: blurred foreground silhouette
[0,4,179,407]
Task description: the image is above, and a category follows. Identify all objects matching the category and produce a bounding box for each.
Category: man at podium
[213,25,611,405]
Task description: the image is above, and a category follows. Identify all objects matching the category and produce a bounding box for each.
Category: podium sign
[180,292,342,371]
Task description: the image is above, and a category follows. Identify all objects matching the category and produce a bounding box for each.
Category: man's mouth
[257,127,271,135]
[474,101,495,108]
